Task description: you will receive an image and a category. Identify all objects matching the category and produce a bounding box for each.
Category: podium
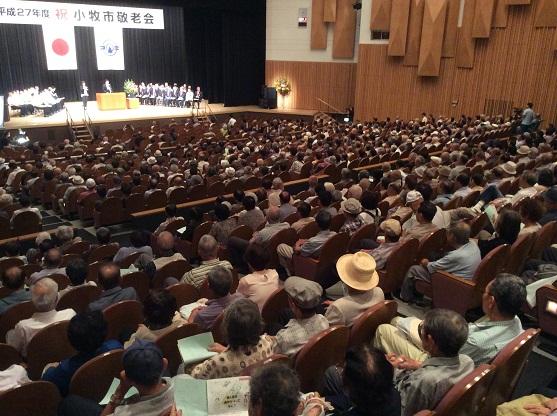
[96,92,127,111]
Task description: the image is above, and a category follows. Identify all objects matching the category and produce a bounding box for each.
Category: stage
[4,101,317,130]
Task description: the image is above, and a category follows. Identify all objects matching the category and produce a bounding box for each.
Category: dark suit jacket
[88,286,138,311]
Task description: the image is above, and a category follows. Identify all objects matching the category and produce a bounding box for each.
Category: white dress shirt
[6,308,76,356]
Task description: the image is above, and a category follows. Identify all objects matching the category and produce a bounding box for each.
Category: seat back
[145,190,167,210]
[348,223,376,253]
[530,221,557,259]
[243,176,261,190]
[57,285,101,313]
[64,241,91,255]
[0,257,24,277]
[88,243,119,264]
[103,300,144,340]
[379,238,419,294]
[0,381,61,416]
[69,349,124,402]
[12,211,42,236]
[471,244,509,303]
[0,300,36,342]
[229,224,254,241]
[267,228,298,269]
[240,354,291,376]
[461,190,480,208]
[469,213,489,238]
[211,313,226,345]
[78,193,99,220]
[152,259,191,288]
[294,326,350,392]
[330,214,346,232]
[416,228,447,261]
[155,323,202,375]
[125,193,146,215]
[504,233,535,275]
[95,197,123,226]
[168,187,188,204]
[27,320,75,380]
[48,273,71,290]
[121,271,151,301]
[348,301,398,347]
[0,343,22,371]
[480,328,541,416]
[166,283,200,308]
[207,181,225,197]
[165,218,187,236]
[298,221,320,239]
[117,251,143,268]
[433,364,495,416]
[284,212,300,225]
[261,288,289,328]
[537,285,557,337]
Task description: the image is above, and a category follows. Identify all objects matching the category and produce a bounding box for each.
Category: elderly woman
[190,298,275,379]
[124,290,182,347]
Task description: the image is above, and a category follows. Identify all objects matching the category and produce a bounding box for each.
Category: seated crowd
[0,111,556,415]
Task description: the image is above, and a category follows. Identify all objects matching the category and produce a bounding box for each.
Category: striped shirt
[181,258,233,289]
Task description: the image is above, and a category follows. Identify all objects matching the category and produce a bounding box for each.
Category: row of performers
[7,86,65,117]
[137,83,203,108]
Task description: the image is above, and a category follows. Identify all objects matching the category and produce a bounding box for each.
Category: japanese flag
[42,25,77,70]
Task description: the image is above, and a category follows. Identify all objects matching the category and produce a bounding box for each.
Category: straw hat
[336,251,379,291]
[517,145,530,155]
[501,161,517,176]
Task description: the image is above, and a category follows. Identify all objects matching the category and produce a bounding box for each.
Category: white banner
[0,0,164,29]
[42,25,77,70]
[94,26,125,70]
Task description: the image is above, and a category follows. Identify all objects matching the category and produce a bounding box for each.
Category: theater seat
[211,312,226,345]
[103,300,144,341]
[415,229,446,262]
[529,221,557,259]
[166,283,200,307]
[121,271,151,301]
[0,343,22,370]
[152,259,191,288]
[174,221,213,260]
[69,349,124,402]
[267,228,298,269]
[88,243,119,264]
[503,233,535,275]
[377,238,419,295]
[417,244,509,315]
[294,325,350,393]
[0,300,37,342]
[94,197,124,227]
[26,320,75,380]
[348,223,376,253]
[57,285,101,313]
[348,300,397,348]
[155,323,203,375]
[480,328,541,416]
[0,381,61,416]
[240,354,290,376]
[261,288,289,329]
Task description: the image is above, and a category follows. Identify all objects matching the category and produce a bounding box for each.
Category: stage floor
[4,101,317,130]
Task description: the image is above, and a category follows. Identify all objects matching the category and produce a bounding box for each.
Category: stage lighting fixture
[12,129,29,146]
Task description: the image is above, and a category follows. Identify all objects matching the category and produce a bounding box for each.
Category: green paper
[177,332,217,366]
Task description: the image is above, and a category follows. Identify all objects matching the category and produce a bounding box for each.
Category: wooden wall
[266,60,357,111]
[354,2,557,122]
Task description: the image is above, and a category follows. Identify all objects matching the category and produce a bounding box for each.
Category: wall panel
[333,0,357,58]
[324,0,337,22]
[311,0,328,49]
[354,4,557,124]
[370,0,392,31]
[266,60,357,111]
[534,0,557,27]
[404,0,426,66]
[442,0,461,57]
[472,0,496,38]
[493,0,509,28]
[418,0,448,76]
[456,0,477,68]
[388,0,411,56]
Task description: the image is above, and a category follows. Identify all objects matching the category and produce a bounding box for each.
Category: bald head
[157,231,175,251]
[2,266,24,289]
[449,222,471,246]
[98,262,121,290]
[266,206,281,224]
[45,248,62,268]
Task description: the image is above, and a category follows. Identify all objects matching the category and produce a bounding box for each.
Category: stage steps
[72,124,92,141]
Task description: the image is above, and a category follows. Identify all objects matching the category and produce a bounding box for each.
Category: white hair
[198,234,218,259]
[32,278,58,312]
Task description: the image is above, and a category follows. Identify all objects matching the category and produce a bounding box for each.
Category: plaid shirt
[275,314,329,356]
[339,217,364,236]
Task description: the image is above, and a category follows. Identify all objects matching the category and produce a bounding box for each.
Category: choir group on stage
[7,87,65,117]
[137,82,203,108]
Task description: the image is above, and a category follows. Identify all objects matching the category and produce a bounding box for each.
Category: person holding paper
[59,340,174,416]
[191,298,275,379]
[374,274,525,366]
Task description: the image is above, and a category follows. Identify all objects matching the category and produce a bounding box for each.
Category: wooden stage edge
[4,101,319,131]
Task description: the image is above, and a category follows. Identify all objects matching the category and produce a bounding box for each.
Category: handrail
[205,100,215,121]
[83,108,95,139]
[316,98,345,114]
[65,107,76,142]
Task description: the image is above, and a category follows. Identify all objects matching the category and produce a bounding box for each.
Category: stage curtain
[0,5,187,102]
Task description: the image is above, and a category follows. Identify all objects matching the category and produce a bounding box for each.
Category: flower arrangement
[123,79,138,97]
[274,78,291,96]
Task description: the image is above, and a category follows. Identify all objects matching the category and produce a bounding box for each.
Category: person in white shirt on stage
[185,85,194,108]
[80,81,89,108]
[102,79,112,93]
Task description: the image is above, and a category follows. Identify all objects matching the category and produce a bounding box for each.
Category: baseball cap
[123,340,164,386]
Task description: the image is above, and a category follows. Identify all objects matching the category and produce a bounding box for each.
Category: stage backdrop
[0,0,266,107]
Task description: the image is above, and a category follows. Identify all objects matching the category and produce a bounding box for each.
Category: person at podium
[102,80,112,93]
[80,81,89,108]
[193,86,203,109]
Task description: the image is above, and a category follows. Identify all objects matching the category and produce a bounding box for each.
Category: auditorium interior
[1,0,557,415]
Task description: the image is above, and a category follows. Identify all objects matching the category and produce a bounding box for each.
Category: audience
[181,234,232,288]
[0,266,31,314]
[154,204,184,236]
[290,201,315,232]
[248,365,301,416]
[209,203,237,245]
[59,258,97,297]
[7,278,76,356]
[152,231,186,269]
[112,229,153,263]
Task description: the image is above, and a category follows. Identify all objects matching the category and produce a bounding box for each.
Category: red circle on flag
[52,38,69,56]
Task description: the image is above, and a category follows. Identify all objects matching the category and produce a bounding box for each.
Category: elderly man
[274,276,329,356]
[248,365,302,416]
[375,273,525,366]
[11,194,42,224]
[88,262,138,311]
[181,235,233,288]
[59,175,86,209]
[56,225,81,254]
[277,210,336,276]
[400,222,481,304]
[401,201,439,241]
[7,278,76,356]
[339,198,364,236]
[278,191,297,221]
[228,206,289,273]
[325,252,385,326]
[152,231,186,270]
[29,248,67,286]
[397,190,423,232]
[0,266,31,315]
[390,309,474,416]
[187,266,242,330]
[77,178,97,204]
